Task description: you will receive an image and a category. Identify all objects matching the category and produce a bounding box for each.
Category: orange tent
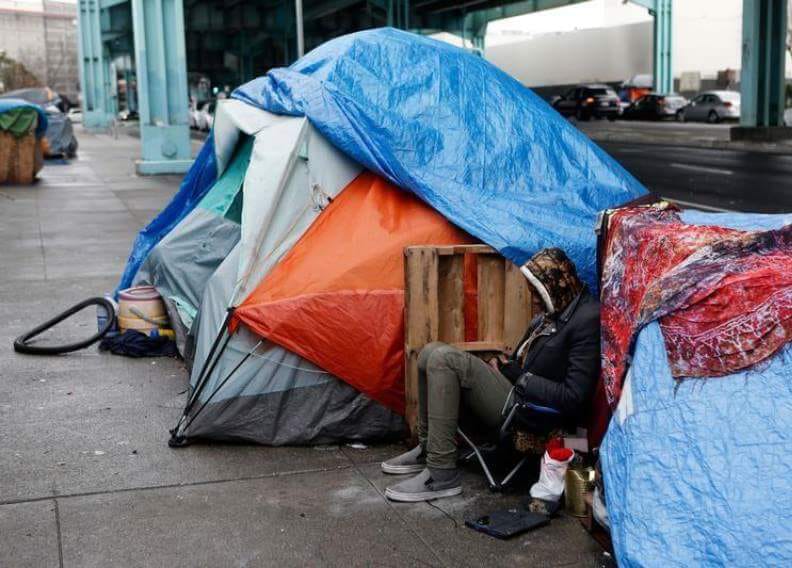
[232,172,475,413]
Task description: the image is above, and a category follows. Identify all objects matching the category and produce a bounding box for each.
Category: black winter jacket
[498,290,601,420]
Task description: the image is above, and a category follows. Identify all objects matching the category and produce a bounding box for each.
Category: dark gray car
[552,84,621,121]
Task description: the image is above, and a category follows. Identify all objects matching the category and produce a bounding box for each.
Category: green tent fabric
[197,136,253,222]
[0,106,38,138]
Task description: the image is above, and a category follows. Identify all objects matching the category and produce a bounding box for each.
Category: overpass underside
[77,0,787,173]
[78,0,593,173]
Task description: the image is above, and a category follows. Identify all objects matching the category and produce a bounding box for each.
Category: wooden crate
[0,131,43,185]
[403,244,543,436]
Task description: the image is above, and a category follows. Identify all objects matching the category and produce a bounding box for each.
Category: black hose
[13,297,116,355]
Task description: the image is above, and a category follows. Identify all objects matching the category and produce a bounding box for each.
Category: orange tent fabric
[233,172,475,413]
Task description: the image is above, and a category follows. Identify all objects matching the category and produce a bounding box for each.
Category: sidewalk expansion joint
[53,498,65,568]
[0,464,356,507]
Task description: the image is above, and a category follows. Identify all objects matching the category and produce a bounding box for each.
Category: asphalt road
[600,141,792,213]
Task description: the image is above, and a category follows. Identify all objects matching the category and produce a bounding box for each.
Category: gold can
[565,467,595,517]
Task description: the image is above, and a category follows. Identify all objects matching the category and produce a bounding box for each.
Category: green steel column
[130,0,192,175]
[740,0,788,127]
[466,13,489,53]
[629,0,673,94]
[654,0,673,94]
[77,0,115,129]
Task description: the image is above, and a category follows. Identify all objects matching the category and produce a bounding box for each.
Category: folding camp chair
[458,400,562,492]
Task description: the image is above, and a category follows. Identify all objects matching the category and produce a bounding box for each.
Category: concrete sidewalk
[576,119,792,154]
[0,128,602,567]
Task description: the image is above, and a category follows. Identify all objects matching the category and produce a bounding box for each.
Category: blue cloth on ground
[232,28,646,287]
[602,211,792,567]
[116,136,217,293]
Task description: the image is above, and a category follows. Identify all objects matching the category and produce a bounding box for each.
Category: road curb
[585,132,792,155]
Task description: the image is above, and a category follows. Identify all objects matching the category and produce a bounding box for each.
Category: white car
[189,101,202,129]
[66,107,82,123]
[196,100,216,131]
[785,108,792,127]
[677,91,740,123]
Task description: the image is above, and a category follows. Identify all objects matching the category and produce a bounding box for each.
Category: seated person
[382,248,600,502]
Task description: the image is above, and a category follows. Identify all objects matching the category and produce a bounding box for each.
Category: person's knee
[418,341,450,372]
[426,344,465,375]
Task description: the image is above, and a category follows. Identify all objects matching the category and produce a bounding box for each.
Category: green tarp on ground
[0,106,38,138]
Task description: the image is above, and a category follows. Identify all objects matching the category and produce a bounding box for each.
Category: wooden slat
[450,341,507,352]
[437,254,465,344]
[407,244,495,256]
[503,261,533,353]
[403,248,439,437]
[477,255,505,342]
[434,244,496,256]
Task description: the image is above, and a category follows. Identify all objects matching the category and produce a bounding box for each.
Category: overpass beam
[739,0,788,128]
[629,0,673,94]
[130,0,192,175]
[77,0,116,130]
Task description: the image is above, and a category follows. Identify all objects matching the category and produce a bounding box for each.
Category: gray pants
[417,342,513,469]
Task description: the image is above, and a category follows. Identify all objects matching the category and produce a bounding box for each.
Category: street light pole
[295,0,305,58]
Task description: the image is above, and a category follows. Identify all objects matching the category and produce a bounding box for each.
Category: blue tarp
[602,211,792,567]
[116,136,217,293]
[232,28,646,287]
[118,27,645,293]
[0,98,48,136]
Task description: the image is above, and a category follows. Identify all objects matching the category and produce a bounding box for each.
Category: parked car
[66,107,82,123]
[552,84,621,121]
[784,108,792,127]
[118,109,138,121]
[196,99,216,131]
[0,87,71,112]
[188,99,202,129]
[622,93,687,121]
[677,91,740,123]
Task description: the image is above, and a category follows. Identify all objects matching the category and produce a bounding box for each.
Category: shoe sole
[384,485,462,503]
[381,462,426,475]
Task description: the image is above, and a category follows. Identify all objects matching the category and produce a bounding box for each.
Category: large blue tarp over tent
[602,210,792,567]
[231,28,646,287]
[118,27,645,292]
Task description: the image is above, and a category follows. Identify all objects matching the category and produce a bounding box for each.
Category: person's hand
[487,354,508,370]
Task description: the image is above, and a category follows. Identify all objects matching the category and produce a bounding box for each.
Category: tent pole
[184,310,234,411]
[178,342,261,435]
[168,310,234,447]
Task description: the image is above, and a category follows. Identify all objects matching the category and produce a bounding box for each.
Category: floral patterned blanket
[600,204,792,408]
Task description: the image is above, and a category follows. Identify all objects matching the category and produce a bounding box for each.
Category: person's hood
[520,248,584,315]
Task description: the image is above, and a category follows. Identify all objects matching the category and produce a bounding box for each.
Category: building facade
[0,0,79,101]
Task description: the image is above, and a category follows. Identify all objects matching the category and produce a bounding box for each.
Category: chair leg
[457,428,501,490]
[500,456,528,487]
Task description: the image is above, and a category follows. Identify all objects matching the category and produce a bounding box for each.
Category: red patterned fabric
[600,204,792,408]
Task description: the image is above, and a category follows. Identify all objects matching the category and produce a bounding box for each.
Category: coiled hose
[13,297,116,355]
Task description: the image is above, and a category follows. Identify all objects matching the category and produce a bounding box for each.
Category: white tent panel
[233,115,361,303]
